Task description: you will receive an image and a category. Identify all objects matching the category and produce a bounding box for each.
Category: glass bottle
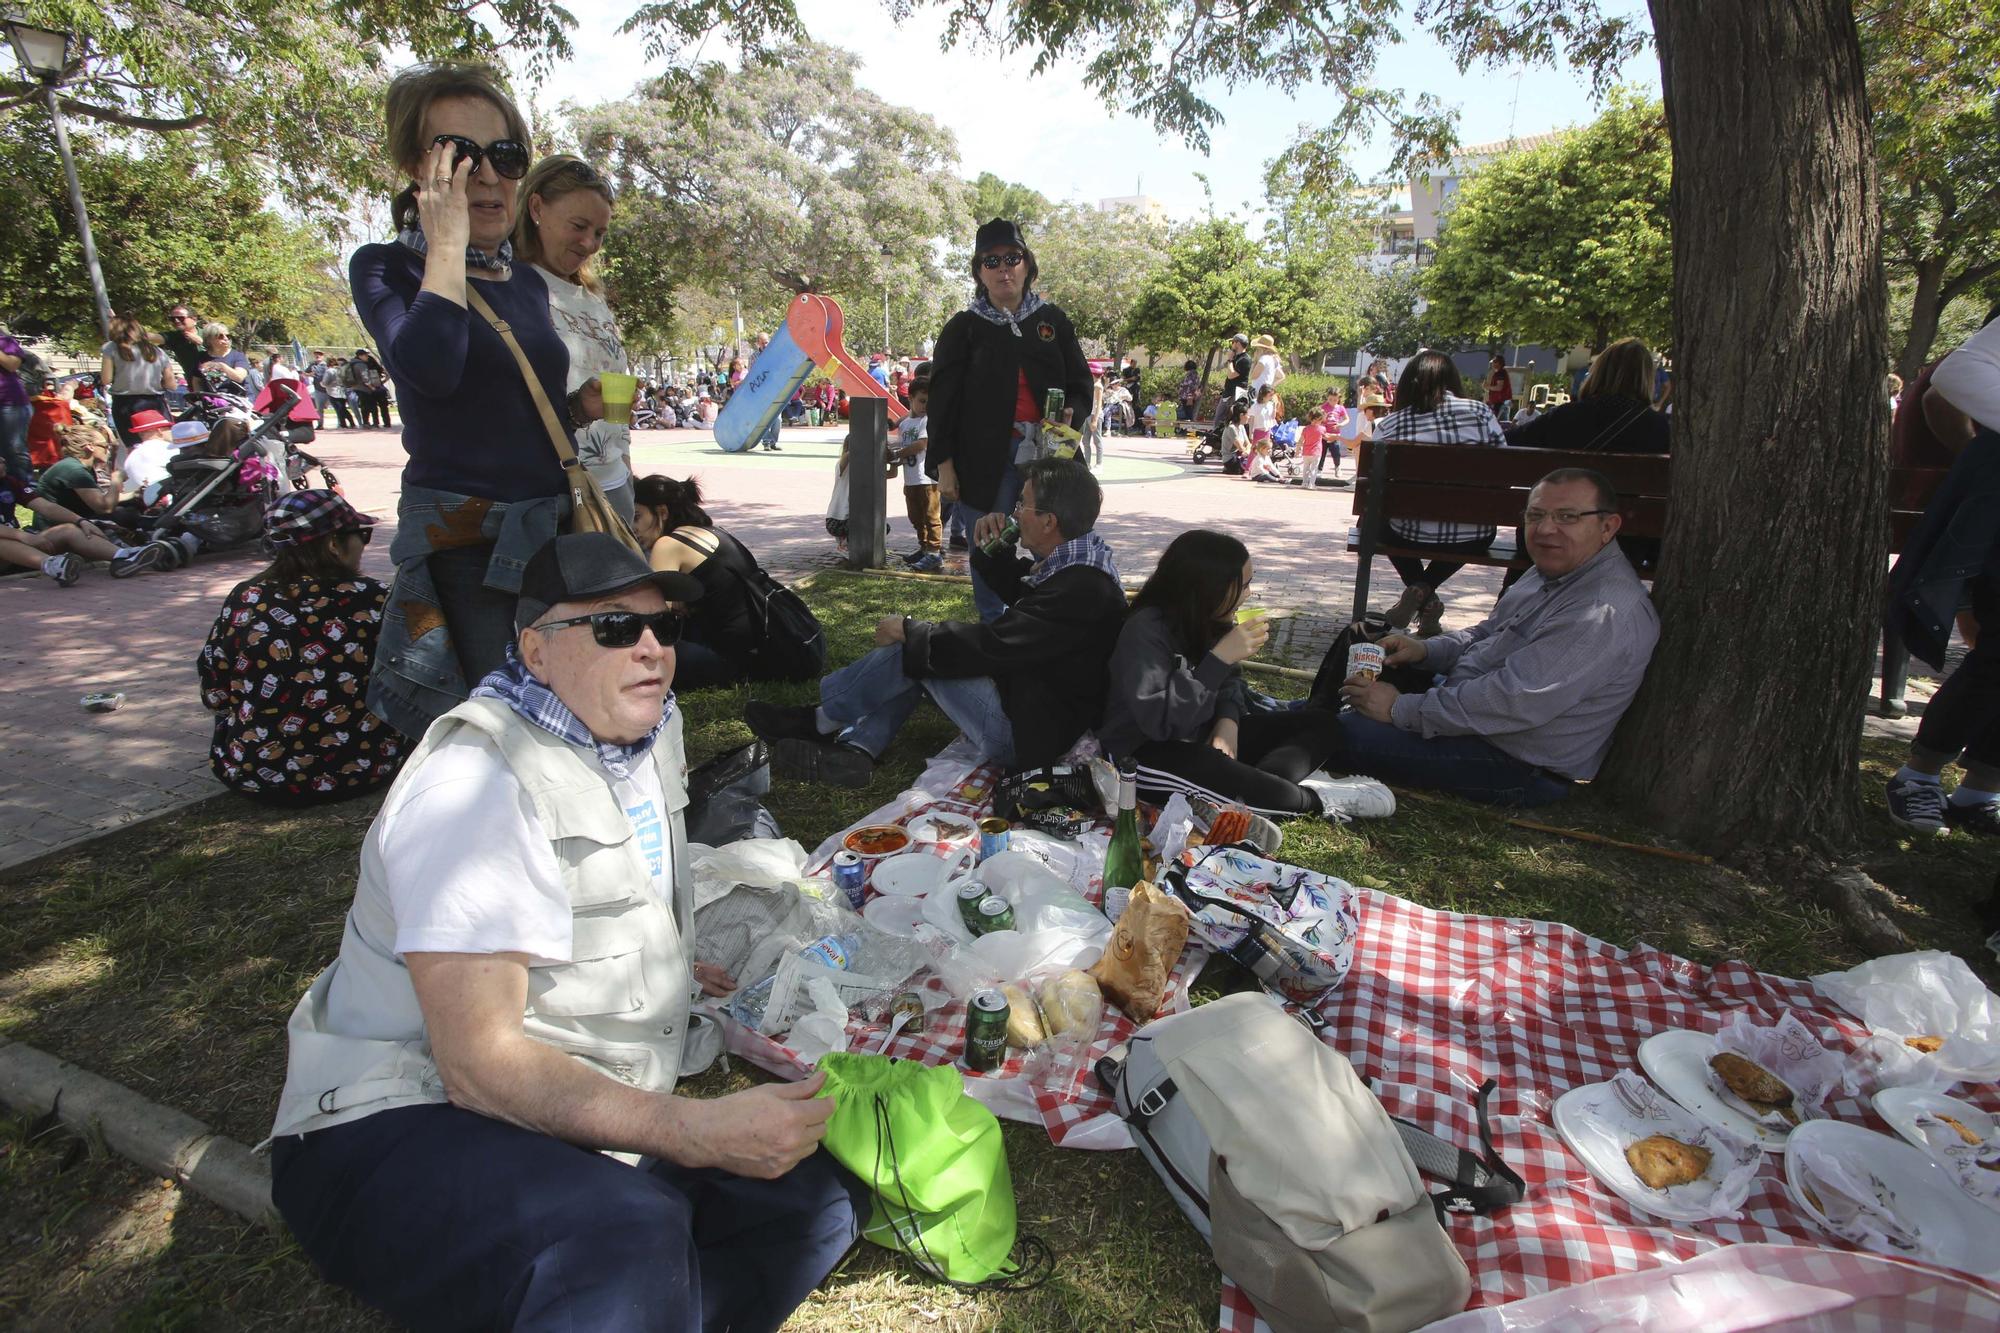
[1102,759,1143,920]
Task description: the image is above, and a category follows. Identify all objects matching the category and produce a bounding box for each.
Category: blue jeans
[273,1103,866,1333]
[1334,712,1572,807]
[957,459,1024,622]
[0,403,30,481]
[818,643,1014,764]
[759,414,780,449]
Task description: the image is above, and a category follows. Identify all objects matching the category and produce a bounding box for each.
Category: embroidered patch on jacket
[1037,323,1055,341]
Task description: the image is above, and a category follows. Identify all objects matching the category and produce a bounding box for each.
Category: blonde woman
[512,154,634,523]
[100,313,180,444]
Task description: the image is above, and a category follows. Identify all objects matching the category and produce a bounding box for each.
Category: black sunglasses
[536,609,685,648]
[432,133,530,181]
[345,526,373,545]
[979,252,1027,270]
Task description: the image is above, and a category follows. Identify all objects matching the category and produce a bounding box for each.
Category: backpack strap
[1392,1079,1526,1219]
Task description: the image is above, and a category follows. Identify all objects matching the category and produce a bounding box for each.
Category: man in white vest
[267,532,867,1331]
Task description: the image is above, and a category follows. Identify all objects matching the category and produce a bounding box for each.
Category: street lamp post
[5,18,111,341]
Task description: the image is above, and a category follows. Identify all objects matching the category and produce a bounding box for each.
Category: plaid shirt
[1028,531,1121,588]
[1375,394,1507,546]
[470,646,668,779]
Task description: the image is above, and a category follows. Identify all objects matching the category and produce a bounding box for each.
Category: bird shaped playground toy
[713,293,907,453]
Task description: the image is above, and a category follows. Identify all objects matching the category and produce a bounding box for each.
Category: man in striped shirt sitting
[1336,468,1660,806]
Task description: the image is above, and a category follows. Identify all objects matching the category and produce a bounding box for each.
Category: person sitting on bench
[1334,468,1659,806]
[745,459,1126,786]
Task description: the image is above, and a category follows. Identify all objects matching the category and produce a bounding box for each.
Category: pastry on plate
[1624,1134,1712,1189]
[1710,1051,1799,1123]
[1904,1034,1945,1053]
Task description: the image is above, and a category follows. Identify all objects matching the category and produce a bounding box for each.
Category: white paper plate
[1785,1119,2000,1277]
[908,811,979,846]
[861,894,928,939]
[1639,1028,1790,1153]
[868,846,976,898]
[1551,1078,1763,1222]
[1874,1088,1999,1152]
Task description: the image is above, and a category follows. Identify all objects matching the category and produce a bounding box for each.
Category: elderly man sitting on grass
[744,457,1129,786]
[267,532,867,1333]
[1334,468,1661,806]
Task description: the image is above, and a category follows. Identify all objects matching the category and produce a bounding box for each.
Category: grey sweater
[1097,606,1247,761]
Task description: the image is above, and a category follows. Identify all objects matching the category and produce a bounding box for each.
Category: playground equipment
[713,293,907,453]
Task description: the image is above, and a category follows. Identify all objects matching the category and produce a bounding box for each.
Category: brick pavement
[0,421,1940,869]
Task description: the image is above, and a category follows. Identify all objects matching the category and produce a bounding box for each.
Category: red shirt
[1013,370,1039,423]
[28,394,73,468]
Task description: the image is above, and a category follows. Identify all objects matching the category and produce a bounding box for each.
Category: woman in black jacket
[927,217,1091,621]
[1506,338,1669,455]
[1099,530,1392,827]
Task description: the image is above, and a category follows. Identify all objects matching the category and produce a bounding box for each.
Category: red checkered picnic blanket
[1215,889,2000,1331]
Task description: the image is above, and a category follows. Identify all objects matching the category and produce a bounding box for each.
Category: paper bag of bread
[1089,880,1188,1022]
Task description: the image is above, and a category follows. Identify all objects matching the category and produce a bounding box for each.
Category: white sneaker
[1301,772,1396,821]
[43,553,83,587]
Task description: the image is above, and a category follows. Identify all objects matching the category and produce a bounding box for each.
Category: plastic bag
[917,849,1111,970]
[686,837,811,912]
[685,741,779,846]
[1813,950,2000,1091]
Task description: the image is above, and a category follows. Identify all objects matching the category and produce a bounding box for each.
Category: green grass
[1,568,1994,1329]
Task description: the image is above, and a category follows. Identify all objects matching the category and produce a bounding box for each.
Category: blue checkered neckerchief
[398,224,513,274]
[1027,531,1120,588]
[470,646,668,779]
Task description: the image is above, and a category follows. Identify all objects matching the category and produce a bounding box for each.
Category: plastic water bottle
[799,933,861,971]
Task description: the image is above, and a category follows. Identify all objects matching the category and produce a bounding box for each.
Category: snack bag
[1090,880,1189,1022]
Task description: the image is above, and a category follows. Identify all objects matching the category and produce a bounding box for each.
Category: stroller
[152,383,340,558]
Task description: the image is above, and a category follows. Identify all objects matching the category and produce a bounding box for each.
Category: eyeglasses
[535,608,685,648]
[1521,507,1614,527]
[1011,499,1042,517]
[345,527,373,546]
[432,133,531,181]
[979,252,1027,270]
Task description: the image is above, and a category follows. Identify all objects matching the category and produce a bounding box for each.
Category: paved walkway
[0,422,1941,869]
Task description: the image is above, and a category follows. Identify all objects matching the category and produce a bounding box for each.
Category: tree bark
[1601,2,1888,855]
[1896,257,1945,381]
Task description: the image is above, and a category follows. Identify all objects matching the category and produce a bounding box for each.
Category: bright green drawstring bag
[815,1051,1049,1287]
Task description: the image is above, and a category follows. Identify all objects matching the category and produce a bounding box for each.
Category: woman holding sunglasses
[197,490,407,806]
[926,217,1092,621]
[350,62,579,740]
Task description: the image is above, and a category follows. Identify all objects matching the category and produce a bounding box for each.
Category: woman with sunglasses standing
[512,154,635,524]
[926,217,1092,621]
[197,490,406,805]
[349,62,576,740]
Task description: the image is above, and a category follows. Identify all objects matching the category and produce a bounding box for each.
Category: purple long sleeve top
[348,242,571,502]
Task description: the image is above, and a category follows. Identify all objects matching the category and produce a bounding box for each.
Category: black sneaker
[110,542,167,578]
[899,549,926,567]
[949,534,969,551]
[1886,776,1948,836]
[1945,799,2000,837]
[744,700,829,745]
[770,737,874,788]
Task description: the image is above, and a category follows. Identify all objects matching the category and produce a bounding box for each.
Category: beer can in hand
[1347,641,1385,683]
[965,988,1010,1073]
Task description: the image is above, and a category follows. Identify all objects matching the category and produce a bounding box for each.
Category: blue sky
[533,1,1661,219]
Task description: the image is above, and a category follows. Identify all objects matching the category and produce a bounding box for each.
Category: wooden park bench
[1345,439,1947,624]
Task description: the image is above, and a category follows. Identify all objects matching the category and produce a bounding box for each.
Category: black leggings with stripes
[1129,706,1345,817]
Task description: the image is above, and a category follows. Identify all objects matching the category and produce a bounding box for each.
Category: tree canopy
[969,173,1052,231]
[0,106,349,348]
[1030,203,1170,357]
[572,41,968,358]
[1420,89,1671,354]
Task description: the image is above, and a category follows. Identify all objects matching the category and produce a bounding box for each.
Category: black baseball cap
[974,218,1027,253]
[515,533,703,632]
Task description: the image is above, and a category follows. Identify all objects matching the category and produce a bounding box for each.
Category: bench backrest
[1356,441,1948,552]
[1355,441,1672,538]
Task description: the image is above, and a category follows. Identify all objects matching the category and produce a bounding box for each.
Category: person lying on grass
[745,457,1127,786]
[1332,467,1660,807]
[268,532,867,1333]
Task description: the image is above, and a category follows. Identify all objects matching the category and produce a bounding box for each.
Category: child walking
[889,382,943,571]
[1295,406,1327,488]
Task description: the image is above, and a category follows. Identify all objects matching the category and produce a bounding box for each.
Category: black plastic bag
[686,741,782,845]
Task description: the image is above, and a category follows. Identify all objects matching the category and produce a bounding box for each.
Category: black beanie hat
[974,218,1027,254]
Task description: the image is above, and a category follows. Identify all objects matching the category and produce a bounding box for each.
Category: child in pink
[1295,406,1327,488]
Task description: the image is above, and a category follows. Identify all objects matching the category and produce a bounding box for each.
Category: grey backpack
[1098,993,1521,1333]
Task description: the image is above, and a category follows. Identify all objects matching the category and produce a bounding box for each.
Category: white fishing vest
[271,697,695,1140]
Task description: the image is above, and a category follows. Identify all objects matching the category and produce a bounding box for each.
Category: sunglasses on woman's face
[345,527,373,546]
[979,251,1027,270]
[432,133,530,181]
[535,608,685,648]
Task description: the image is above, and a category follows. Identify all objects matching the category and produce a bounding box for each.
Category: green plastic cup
[598,371,638,425]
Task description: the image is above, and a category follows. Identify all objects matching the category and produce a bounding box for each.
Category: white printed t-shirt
[372,729,670,967]
[894,412,932,488]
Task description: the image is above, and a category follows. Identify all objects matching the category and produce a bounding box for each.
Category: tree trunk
[1601,1,1888,856]
[1896,258,1946,381]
